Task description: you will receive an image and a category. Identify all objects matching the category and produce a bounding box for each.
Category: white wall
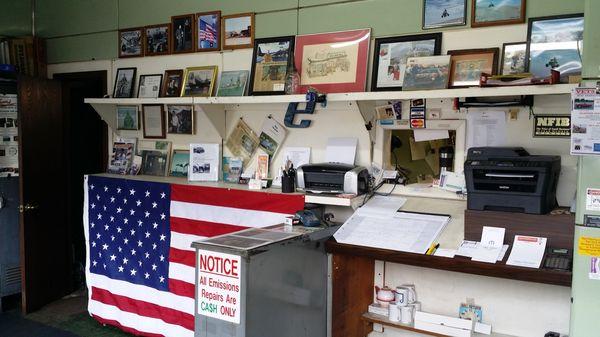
[48,22,575,337]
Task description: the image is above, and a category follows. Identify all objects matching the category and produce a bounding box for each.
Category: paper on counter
[413,129,450,142]
[466,110,507,149]
[471,226,506,263]
[357,195,407,217]
[282,147,311,168]
[326,137,357,165]
[506,235,547,268]
[434,248,457,258]
[456,240,508,262]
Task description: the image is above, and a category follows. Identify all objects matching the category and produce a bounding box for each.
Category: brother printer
[464,147,561,214]
[296,163,369,195]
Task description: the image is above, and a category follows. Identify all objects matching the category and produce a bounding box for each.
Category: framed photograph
[402,55,451,91]
[295,28,371,93]
[161,69,184,97]
[137,74,163,98]
[142,104,166,139]
[217,70,249,97]
[181,66,218,97]
[249,36,295,95]
[119,28,144,58]
[222,13,255,50]
[141,150,169,176]
[113,67,137,98]
[116,106,139,130]
[501,42,527,75]
[144,24,170,56]
[472,0,526,28]
[167,105,194,135]
[371,33,442,91]
[447,48,499,87]
[423,0,467,29]
[526,14,584,81]
[196,11,221,52]
[171,14,195,54]
[169,149,190,177]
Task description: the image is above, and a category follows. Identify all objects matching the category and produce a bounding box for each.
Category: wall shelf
[84,84,576,106]
[326,241,571,287]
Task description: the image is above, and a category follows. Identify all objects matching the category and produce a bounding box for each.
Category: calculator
[543,248,572,271]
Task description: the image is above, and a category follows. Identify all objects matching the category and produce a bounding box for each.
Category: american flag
[199,19,217,45]
[84,176,304,337]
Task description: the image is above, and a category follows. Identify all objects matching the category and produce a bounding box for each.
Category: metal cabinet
[0,178,20,311]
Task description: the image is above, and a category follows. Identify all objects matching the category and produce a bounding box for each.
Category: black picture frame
[525,13,584,81]
[422,0,467,30]
[371,33,442,92]
[248,36,295,96]
[113,67,137,98]
[137,74,163,98]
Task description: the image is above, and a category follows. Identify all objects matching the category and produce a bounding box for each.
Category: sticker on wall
[590,257,600,280]
[578,236,600,257]
[586,188,600,212]
[410,99,426,129]
[533,115,571,138]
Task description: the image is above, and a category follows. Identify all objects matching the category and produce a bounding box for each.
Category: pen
[426,243,439,255]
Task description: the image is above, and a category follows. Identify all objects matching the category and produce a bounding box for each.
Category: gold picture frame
[181,66,218,97]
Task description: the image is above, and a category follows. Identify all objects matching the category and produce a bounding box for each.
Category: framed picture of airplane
[422,0,467,29]
[294,29,371,93]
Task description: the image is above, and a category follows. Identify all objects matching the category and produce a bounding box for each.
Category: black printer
[464,147,561,214]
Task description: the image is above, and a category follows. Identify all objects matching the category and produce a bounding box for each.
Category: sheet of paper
[282,147,310,169]
[456,240,479,257]
[413,129,449,142]
[356,195,407,217]
[189,143,220,182]
[326,137,357,165]
[334,211,450,254]
[466,110,507,149]
[434,248,456,258]
[258,117,287,156]
[506,235,547,268]
[571,88,600,155]
[0,94,18,177]
[471,226,505,263]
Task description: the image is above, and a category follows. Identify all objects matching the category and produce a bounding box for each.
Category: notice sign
[578,236,600,257]
[586,188,600,211]
[533,115,571,137]
[197,250,241,324]
[571,88,600,155]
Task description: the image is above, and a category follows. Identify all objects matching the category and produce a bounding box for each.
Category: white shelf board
[84,84,576,106]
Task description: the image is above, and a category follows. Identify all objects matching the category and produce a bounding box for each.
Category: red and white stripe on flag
[84,177,305,337]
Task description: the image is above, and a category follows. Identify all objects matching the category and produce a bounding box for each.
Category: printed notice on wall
[571,88,600,155]
[197,250,241,324]
[578,237,600,257]
[0,94,18,177]
[591,257,600,280]
[587,188,600,211]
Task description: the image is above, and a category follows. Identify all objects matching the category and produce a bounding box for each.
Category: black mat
[0,311,79,337]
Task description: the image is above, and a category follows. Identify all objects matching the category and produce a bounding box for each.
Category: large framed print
[222,13,255,50]
[371,33,442,91]
[182,66,218,97]
[402,55,451,91]
[142,104,166,139]
[526,14,584,81]
[196,11,221,52]
[501,42,527,75]
[119,28,144,58]
[471,0,526,28]
[137,74,163,98]
[171,14,195,54]
[249,36,295,96]
[447,48,499,88]
[423,0,467,29]
[144,24,170,56]
[295,29,371,94]
[113,67,137,98]
[161,69,184,97]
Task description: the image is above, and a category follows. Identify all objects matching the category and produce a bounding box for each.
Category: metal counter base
[192,225,335,337]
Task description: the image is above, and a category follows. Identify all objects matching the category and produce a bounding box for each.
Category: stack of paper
[506,235,547,268]
[471,227,506,263]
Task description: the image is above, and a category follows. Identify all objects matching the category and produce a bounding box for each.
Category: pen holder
[281,176,296,193]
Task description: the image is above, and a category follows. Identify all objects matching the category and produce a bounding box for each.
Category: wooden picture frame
[142,104,166,139]
[118,27,144,58]
[222,12,255,50]
[113,67,137,98]
[144,23,171,56]
[196,10,221,52]
[181,66,218,97]
[161,69,184,97]
[171,14,196,54]
[249,36,295,96]
[371,33,442,91]
[137,74,163,98]
[169,149,190,177]
[422,0,467,30]
[500,42,527,75]
[471,0,526,28]
[167,105,195,135]
[447,48,499,88]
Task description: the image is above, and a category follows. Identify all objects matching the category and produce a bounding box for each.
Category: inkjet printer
[464,147,561,214]
[296,163,369,195]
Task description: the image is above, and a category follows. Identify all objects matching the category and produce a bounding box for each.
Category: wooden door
[18,76,71,313]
